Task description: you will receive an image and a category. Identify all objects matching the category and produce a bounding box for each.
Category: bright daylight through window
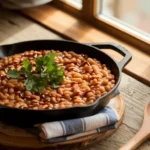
[61,0,82,9]
[97,0,150,41]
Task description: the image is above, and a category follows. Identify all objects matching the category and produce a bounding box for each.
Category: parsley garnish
[7,69,19,78]
[7,52,64,92]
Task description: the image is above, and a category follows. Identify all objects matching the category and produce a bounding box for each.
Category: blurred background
[1,0,149,36]
[62,0,150,34]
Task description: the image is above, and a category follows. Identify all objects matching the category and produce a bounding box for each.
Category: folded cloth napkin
[34,90,119,143]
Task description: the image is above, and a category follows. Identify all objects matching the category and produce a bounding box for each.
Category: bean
[26,101,31,105]
[7,83,14,88]
[70,58,76,63]
[63,91,72,95]
[88,96,95,101]
[5,103,14,107]
[83,74,89,80]
[14,103,21,108]
[4,93,9,98]
[0,93,7,99]
[101,70,108,77]
[102,78,108,85]
[64,94,71,99]
[39,101,44,105]
[73,88,81,95]
[8,79,17,84]
[16,97,24,102]
[3,99,9,103]
[2,80,7,85]
[105,85,111,91]
[4,59,8,65]
[33,106,38,110]
[74,103,85,106]
[65,83,71,88]
[72,78,82,82]
[57,57,64,63]
[92,65,99,74]
[76,59,81,64]
[64,58,70,64]
[31,95,40,100]
[9,88,14,94]
[73,72,83,78]
[111,80,115,84]
[59,104,65,108]
[83,97,87,101]
[25,91,32,97]
[95,90,101,95]
[96,94,101,98]
[53,104,59,109]
[86,92,94,98]
[87,100,94,104]
[32,100,39,103]
[50,91,57,97]
[91,79,97,85]
[42,105,49,109]
[51,97,57,103]
[0,71,6,76]
[64,104,73,108]
[0,101,4,105]
[87,58,96,64]
[45,97,51,101]
[74,99,84,103]
[69,51,79,57]
[99,86,105,93]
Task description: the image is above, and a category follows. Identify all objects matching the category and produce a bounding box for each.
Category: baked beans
[0,50,115,109]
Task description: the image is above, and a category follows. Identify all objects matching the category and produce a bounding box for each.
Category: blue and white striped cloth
[35,91,119,143]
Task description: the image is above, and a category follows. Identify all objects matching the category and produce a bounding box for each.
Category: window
[53,0,149,53]
[96,0,150,42]
[61,0,83,9]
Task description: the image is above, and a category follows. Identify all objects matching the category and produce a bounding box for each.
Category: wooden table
[0,8,150,150]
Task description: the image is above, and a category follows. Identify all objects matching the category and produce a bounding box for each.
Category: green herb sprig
[7,53,64,92]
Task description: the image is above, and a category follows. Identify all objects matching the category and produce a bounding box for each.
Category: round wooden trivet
[0,94,124,150]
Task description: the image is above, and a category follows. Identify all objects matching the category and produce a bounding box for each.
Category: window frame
[53,0,150,54]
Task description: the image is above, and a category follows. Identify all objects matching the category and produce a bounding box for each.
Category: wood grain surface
[0,8,150,150]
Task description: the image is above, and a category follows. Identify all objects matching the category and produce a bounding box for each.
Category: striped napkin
[35,91,119,143]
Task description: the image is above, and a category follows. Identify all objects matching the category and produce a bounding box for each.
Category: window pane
[97,0,150,38]
[61,0,82,9]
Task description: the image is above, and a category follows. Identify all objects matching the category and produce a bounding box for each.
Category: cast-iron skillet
[0,40,132,127]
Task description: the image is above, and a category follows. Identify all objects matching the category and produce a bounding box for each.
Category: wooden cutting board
[0,94,124,150]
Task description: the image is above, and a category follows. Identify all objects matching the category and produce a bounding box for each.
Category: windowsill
[21,4,150,86]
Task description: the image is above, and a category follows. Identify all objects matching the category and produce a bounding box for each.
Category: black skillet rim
[0,40,122,111]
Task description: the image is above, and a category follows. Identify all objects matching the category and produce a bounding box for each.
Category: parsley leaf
[43,53,58,66]
[23,59,32,73]
[25,75,48,92]
[21,59,32,76]
[7,69,19,78]
[35,57,44,73]
[6,52,64,92]
[51,83,59,89]
[25,76,35,91]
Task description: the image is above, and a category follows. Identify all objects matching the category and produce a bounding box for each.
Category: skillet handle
[86,42,132,70]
